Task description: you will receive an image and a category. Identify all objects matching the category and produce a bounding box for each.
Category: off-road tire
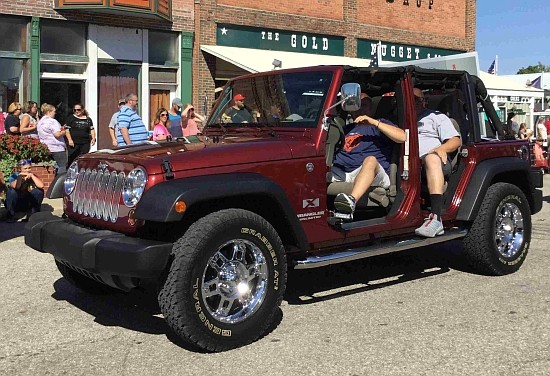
[55,260,115,294]
[463,182,531,275]
[158,209,287,352]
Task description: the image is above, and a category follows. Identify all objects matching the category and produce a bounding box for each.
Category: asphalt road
[1,179,550,376]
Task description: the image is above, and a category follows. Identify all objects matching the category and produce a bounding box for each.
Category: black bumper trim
[25,211,173,279]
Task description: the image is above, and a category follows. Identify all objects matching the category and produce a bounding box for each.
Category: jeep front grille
[71,168,126,223]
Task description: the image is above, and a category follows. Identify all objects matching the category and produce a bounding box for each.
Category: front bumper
[25,211,173,290]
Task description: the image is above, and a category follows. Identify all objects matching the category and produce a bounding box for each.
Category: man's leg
[415,153,446,237]
[5,188,18,222]
[28,188,44,216]
[335,156,379,214]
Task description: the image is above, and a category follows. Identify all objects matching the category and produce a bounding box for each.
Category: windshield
[208,70,334,128]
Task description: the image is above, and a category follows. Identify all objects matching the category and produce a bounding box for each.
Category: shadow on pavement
[51,277,283,352]
[285,240,473,305]
[0,203,55,242]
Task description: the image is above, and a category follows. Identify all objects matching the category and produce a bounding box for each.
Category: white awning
[200,45,373,73]
[479,71,544,96]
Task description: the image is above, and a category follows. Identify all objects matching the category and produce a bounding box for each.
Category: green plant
[0,153,17,182]
[0,134,54,179]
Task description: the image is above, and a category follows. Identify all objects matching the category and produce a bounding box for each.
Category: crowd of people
[0,94,204,223]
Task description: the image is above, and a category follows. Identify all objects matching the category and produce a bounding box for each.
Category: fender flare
[134,173,309,251]
[46,173,66,199]
[456,157,533,221]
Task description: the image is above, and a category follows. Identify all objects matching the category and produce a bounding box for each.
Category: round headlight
[122,167,147,207]
[64,161,79,195]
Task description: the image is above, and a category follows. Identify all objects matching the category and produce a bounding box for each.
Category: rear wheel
[158,209,287,352]
[462,183,531,275]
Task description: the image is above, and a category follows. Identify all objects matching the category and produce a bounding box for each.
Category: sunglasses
[73,108,82,112]
[160,113,168,117]
[20,159,32,166]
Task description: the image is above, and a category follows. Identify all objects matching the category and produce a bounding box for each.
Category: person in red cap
[224,93,253,123]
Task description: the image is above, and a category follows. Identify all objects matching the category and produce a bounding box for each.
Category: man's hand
[428,147,448,164]
[111,139,118,147]
[354,115,376,125]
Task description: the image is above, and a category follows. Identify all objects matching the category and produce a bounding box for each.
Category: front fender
[134,173,309,250]
[46,173,66,199]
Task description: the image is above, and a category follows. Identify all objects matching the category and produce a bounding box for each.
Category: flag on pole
[487,60,496,74]
[530,76,542,89]
[369,42,381,67]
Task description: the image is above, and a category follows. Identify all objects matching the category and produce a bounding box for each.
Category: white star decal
[221,27,228,35]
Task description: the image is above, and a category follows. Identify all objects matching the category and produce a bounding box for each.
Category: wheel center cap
[219,262,248,295]
[501,217,514,233]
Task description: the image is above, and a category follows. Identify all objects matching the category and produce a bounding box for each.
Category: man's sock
[430,194,443,221]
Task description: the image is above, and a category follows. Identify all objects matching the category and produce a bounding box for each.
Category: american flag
[369,43,379,68]
[487,60,496,74]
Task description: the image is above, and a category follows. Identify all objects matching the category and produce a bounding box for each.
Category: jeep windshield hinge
[161,158,174,180]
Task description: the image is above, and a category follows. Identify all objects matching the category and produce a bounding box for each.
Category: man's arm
[354,114,406,143]
[119,127,132,145]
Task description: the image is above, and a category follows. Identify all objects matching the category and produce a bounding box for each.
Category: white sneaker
[415,213,444,237]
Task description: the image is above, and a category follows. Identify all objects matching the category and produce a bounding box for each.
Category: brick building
[0,0,475,149]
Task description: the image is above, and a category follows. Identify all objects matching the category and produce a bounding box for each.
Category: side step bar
[294,228,467,269]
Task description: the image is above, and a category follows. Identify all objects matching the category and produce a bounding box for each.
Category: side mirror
[341,83,361,112]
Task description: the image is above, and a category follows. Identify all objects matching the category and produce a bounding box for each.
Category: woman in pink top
[181,103,205,137]
[37,103,67,175]
[151,108,171,141]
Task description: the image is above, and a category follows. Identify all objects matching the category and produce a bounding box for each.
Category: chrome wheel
[201,239,269,324]
[495,202,524,259]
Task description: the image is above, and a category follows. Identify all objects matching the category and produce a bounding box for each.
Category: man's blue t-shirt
[116,105,148,146]
[332,119,397,174]
[168,111,182,138]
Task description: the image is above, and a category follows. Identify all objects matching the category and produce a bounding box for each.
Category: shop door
[97,64,139,149]
[40,80,84,126]
[150,89,170,128]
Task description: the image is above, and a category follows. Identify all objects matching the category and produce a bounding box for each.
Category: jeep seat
[326,95,400,209]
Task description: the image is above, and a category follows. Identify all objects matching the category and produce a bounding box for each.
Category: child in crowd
[5,159,44,223]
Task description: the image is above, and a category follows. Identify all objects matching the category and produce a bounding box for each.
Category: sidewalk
[0,197,63,221]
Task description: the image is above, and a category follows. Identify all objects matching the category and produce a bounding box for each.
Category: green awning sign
[216,24,345,56]
[357,39,462,62]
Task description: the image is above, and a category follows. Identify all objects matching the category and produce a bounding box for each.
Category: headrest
[373,96,397,119]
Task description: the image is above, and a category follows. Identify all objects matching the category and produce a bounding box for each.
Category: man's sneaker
[334,193,356,214]
[415,213,444,237]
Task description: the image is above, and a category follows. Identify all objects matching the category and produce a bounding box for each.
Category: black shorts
[421,153,452,179]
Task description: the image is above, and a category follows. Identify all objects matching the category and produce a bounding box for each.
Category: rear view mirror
[341,83,361,112]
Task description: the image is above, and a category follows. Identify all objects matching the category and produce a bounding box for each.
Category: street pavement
[1,181,550,375]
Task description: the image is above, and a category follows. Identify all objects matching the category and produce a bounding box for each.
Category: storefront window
[40,64,86,74]
[148,30,178,65]
[0,58,28,112]
[41,20,86,55]
[0,16,28,52]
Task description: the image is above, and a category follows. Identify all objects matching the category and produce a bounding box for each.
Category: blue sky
[476,1,550,75]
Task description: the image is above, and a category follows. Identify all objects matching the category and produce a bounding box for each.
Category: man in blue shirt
[333,95,406,217]
[168,97,183,138]
[116,93,148,146]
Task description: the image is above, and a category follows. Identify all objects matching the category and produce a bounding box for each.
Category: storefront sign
[386,0,434,9]
[357,39,461,62]
[216,24,344,56]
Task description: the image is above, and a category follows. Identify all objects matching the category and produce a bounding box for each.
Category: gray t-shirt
[417,109,460,158]
[109,111,118,129]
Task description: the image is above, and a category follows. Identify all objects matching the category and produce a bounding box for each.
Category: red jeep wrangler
[25,66,543,352]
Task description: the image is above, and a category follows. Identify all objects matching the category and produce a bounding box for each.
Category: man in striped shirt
[116,93,148,146]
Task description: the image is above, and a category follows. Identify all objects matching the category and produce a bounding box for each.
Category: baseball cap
[118,98,125,105]
[233,94,246,101]
[172,98,183,107]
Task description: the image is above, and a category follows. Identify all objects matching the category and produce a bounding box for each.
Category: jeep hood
[88,133,317,174]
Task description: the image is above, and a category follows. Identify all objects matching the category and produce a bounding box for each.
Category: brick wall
[194,0,476,106]
[30,163,56,192]
[0,0,194,31]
